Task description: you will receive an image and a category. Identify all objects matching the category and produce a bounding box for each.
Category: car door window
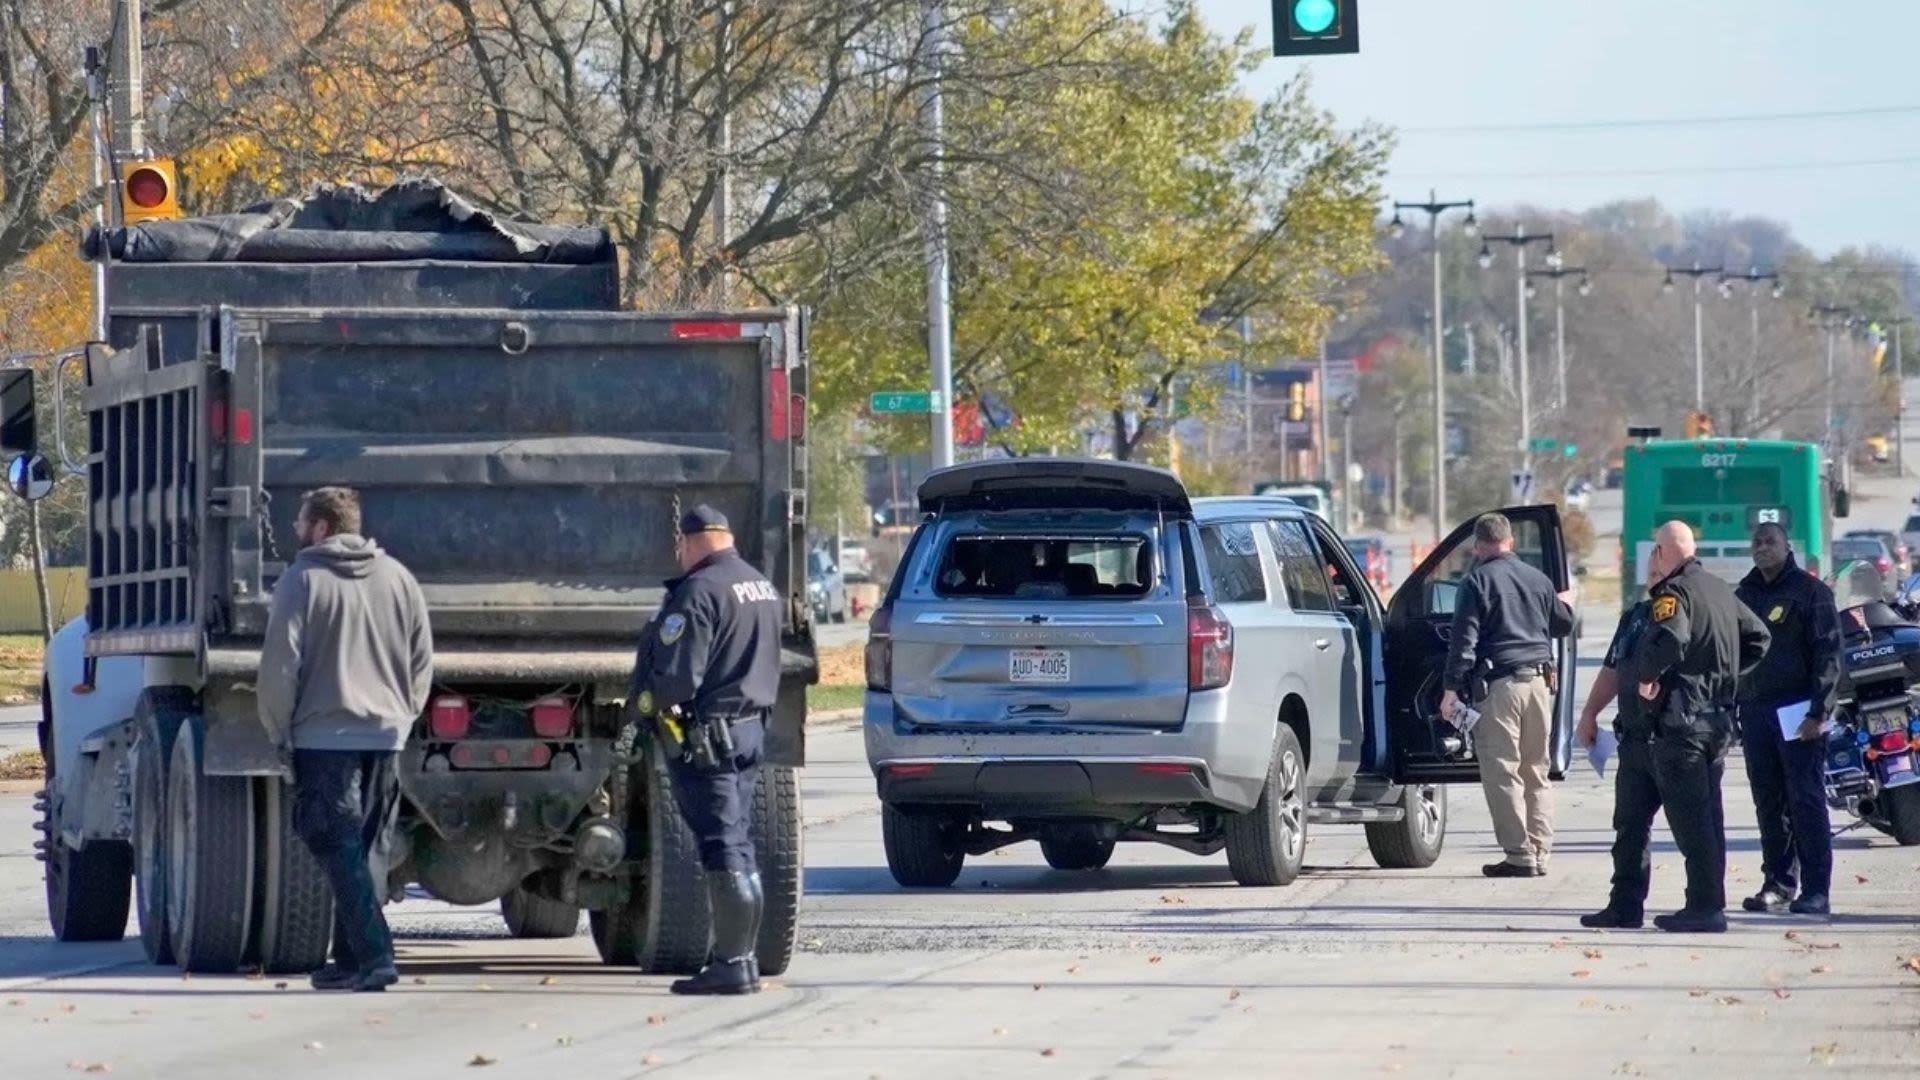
[1200,522,1268,604]
[1266,520,1335,613]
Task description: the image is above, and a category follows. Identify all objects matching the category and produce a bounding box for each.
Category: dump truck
[17,180,813,976]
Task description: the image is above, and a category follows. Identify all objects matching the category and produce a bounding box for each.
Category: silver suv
[862,460,1575,887]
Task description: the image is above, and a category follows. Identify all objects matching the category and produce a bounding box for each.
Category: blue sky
[1193,0,1920,257]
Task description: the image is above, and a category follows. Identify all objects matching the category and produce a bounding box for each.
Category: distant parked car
[1901,512,1920,571]
[1563,478,1592,512]
[1844,529,1909,579]
[808,549,849,623]
[839,542,874,582]
[1831,536,1897,599]
[1343,536,1392,593]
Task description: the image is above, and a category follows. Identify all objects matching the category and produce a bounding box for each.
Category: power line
[1401,104,1920,135]
[1398,155,1920,181]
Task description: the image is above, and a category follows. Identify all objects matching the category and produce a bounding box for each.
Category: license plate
[1867,710,1907,735]
[1009,649,1070,684]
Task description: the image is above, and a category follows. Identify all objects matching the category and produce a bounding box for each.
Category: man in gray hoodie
[260,486,433,992]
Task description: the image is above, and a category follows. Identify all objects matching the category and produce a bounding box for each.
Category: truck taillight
[530,696,573,738]
[430,695,472,739]
[865,606,893,693]
[790,392,807,441]
[670,321,742,340]
[770,368,790,441]
[1188,604,1233,691]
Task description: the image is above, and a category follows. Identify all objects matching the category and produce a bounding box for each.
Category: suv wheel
[1224,725,1307,887]
[882,804,966,887]
[1365,783,1448,869]
[1039,826,1115,871]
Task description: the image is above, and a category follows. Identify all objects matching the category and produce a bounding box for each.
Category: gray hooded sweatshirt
[259,534,433,752]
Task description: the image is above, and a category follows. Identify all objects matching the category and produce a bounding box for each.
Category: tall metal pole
[85,47,109,339]
[1390,405,1404,526]
[1392,191,1475,543]
[1553,277,1567,412]
[1825,323,1836,437]
[1340,404,1354,533]
[1430,218,1445,539]
[110,0,146,159]
[1317,331,1331,487]
[1693,275,1706,413]
[713,0,732,304]
[1749,297,1760,434]
[1516,244,1532,479]
[1240,315,1254,491]
[922,0,954,468]
[1897,322,1907,477]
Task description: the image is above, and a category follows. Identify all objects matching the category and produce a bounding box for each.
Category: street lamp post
[1478,225,1558,482]
[1391,191,1477,542]
[1718,267,1781,436]
[1663,263,1727,418]
[1524,265,1591,412]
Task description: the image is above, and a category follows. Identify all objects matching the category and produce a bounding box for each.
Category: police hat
[678,505,731,536]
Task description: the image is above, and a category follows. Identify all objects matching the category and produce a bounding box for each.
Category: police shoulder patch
[659,612,688,645]
[1652,595,1678,622]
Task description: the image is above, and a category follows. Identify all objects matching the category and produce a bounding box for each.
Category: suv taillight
[1188,604,1233,691]
[865,605,894,693]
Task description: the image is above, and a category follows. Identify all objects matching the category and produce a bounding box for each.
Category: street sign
[1527,437,1559,453]
[870,391,942,414]
[1510,470,1535,502]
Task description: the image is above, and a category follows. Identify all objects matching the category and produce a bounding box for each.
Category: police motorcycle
[1823,563,1920,844]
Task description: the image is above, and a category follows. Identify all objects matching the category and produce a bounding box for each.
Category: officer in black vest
[1734,521,1841,917]
[1577,597,1661,928]
[1626,521,1771,933]
[630,505,783,995]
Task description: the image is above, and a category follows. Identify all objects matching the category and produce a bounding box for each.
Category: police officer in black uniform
[1625,521,1771,933]
[1734,521,1841,917]
[629,506,783,995]
[1577,597,1661,928]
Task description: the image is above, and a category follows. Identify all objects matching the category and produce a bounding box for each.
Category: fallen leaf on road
[555,1037,575,1048]
[1774,989,1792,1000]
[642,1055,662,1067]
[412,977,428,985]
[468,1054,497,1068]
[1689,989,1710,997]
[1855,874,1869,885]
[1901,956,1920,976]
[1066,966,1079,975]
[1717,996,1743,1006]
[1158,895,1187,905]
[1808,942,1841,951]
[274,983,288,991]
[304,1042,324,1052]
[993,1028,1009,1037]
[1812,1042,1840,1056]
[245,971,265,981]
[61,1005,77,1014]
[1583,948,1605,960]
[521,1022,538,1031]
[477,983,497,992]
[6,999,21,1006]
[248,1011,270,1021]
[540,976,560,986]
[1033,983,1045,991]
[84,1066,110,1075]
[1040,1049,1057,1058]
[1228,989,1242,1001]
[366,1016,387,1027]
[647,1014,667,1026]
[1812,965,1833,974]
[1785,931,1803,941]
[1572,971,1593,978]
[1148,956,1163,964]
[1579,998,1601,1009]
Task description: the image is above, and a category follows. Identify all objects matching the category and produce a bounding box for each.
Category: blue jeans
[292,749,401,973]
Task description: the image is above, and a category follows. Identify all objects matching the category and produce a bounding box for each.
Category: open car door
[1383,505,1576,784]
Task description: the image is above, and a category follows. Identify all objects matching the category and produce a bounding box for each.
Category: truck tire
[1365,783,1448,869]
[1039,826,1115,871]
[41,693,132,942]
[590,743,710,975]
[252,776,335,973]
[166,721,256,973]
[752,764,802,977]
[1224,725,1307,887]
[882,804,965,888]
[1881,784,1920,846]
[502,887,582,939]
[132,688,192,965]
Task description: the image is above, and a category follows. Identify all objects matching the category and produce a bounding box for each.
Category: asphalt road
[1,421,1916,1078]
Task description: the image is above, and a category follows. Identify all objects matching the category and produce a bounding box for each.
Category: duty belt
[1492,662,1551,680]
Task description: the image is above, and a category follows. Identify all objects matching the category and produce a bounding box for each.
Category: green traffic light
[1293,0,1337,35]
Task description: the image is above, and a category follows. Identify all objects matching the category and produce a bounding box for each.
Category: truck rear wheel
[1365,783,1448,869]
[590,741,710,974]
[166,722,256,973]
[502,887,582,939]
[40,691,132,943]
[132,689,191,965]
[252,776,334,973]
[752,765,802,977]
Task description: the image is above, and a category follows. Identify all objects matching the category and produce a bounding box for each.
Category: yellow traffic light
[120,159,179,224]
[1286,381,1306,423]
[1684,410,1713,439]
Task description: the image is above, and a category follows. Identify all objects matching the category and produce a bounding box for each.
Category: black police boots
[1653,909,1728,934]
[671,870,764,996]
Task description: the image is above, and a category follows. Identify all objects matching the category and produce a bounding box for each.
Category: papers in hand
[1447,702,1482,736]
[1586,728,1618,779]
[1776,700,1824,741]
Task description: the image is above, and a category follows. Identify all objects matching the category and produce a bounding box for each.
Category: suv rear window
[1905,516,1920,533]
[933,534,1153,599]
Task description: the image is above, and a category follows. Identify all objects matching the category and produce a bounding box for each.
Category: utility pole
[1479,225,1558,481]
[1719,267,1781,436]
[1240,316,1255,492]
[1390,403,1404,526]
[1663,263,1726,417]
[1316,331,1331,487]
[1526,265,1590,412]
[1390,191,1477,542]
[921,0,954,468]
[1813,304,1854,449]
[712,0,732,304]
[1339,399,1355,532]
[110,0,146,160]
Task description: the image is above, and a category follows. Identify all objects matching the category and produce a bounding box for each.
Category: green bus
[1621,437,1831,602]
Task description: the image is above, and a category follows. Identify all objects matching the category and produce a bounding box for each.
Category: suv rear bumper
[863,689,1268,814]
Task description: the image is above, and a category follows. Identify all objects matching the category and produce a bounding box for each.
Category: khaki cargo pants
[1475,674,1555,870]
